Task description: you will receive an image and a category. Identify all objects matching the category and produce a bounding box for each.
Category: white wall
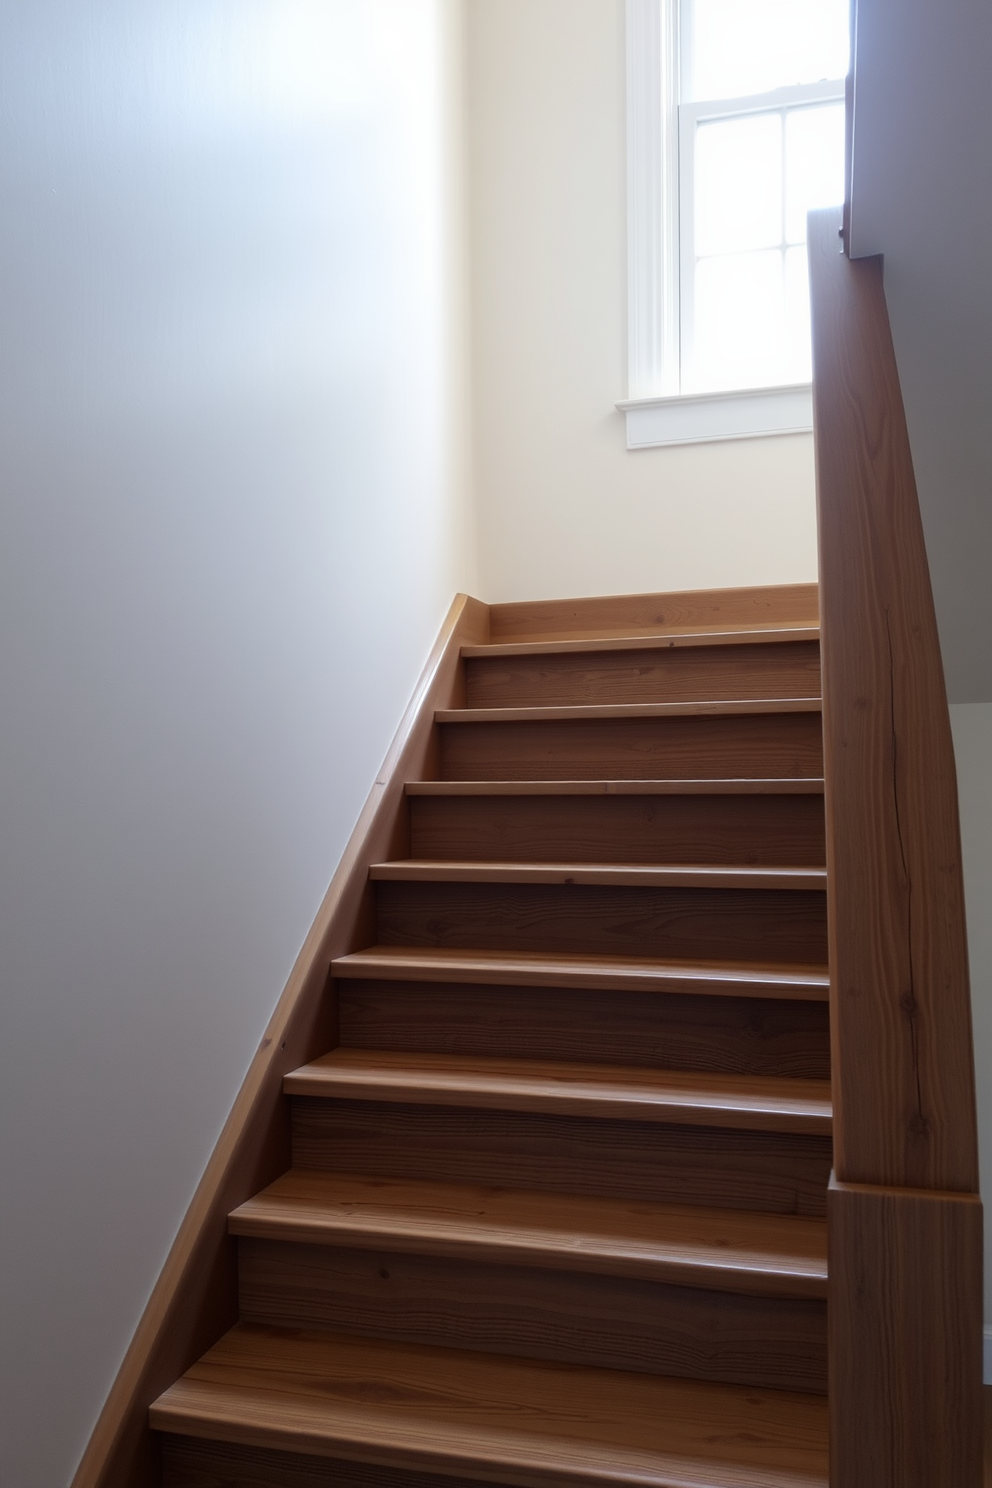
[465,0,818,605]
[850,0,992,704]
[0,4,474,1485]
[951,707,992,1328]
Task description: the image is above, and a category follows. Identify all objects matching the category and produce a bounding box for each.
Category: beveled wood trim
[70,593,489,1488]
[462,626,820,659]
[437,698,822,724]
[406,779,826,796]
[331,947,831,1000]
[488,583,820,643]
[809,206,978,1193]
[369,860,826,891]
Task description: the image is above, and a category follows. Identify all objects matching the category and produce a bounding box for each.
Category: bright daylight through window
[682,0,848,393]
[624,0,850,444]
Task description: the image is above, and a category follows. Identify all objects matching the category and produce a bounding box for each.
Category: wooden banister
[808,205,983,1486]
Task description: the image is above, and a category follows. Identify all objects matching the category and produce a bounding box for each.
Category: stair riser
[291,1099,832,1216]
[440,712,824,781]
[337,980,831,1080]
[375,881,828,965]
[409,792,826,867]
[163,1437,492,1488]
[237,1238,827,1394]
[465,642,821,709]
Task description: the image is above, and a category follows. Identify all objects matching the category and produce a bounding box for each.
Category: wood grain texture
[284,1050,832,1135]
[371,861,826,890]
[162,1435,500,1488]
[438,700,822,724]
[150,1324,830,1487]
[809,206,978,1192]
[290,1098,833,1216]
[828,1177,983,1487]
[810,206,983,1487]
[230,1172,829,1296]
[462,627,820,660]
[337,979,831,1078]
[236,1237,827,1391]
[408,791,826,867]
[331,946,831,1001]
[488,583,820,644]
[439,712,824,781]
[375,880,828,965]
[407,778,827,794]
[465,642,821,709]
[70,595,490,1488]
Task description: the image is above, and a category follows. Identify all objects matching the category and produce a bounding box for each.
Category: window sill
[617,383,813,450]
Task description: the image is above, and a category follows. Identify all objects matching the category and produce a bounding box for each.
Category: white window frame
[620,0,843,448]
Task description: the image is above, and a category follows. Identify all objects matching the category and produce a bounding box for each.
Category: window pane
[785,102,845,241]
[689,0,850,101]
[785,244,812,379]
[691,249,785,391]
[695,112,781,256]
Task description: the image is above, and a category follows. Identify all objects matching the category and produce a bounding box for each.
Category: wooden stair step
[332,947,830,1001]
[284,1050,831,1135]
[230,1171,828,1298]
[151,1324,829,1488]
[407,778,825,795]
[370,861,827,891]
[462,627,820,659]
[437,699,822,724]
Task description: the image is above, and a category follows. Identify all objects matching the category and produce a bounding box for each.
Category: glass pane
[785,102,845,241]
[785,244,812,379]
[689,0,850,101]
[690,249,786,391]
[695,112,782,256]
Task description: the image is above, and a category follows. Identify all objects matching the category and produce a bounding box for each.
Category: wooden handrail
[808,205,983,1486]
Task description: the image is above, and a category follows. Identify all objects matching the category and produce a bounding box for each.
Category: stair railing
[808,204,983,1486]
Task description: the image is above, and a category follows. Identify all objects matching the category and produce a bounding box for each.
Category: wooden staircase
[151,592,834,1487]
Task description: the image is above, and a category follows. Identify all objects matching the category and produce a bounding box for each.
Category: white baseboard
[984,1325,992,1384]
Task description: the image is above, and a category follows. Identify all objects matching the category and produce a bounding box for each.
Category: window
[622,0,850,445]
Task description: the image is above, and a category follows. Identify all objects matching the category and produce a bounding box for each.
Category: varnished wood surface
[407,779,826,795]
[376,881,828,965]
[291,1098,833,1217]
[284,1050,832,1135]
[464,643,820,709]
[337,979,830,1079]
[332,947,831,1001]
[230,1171,828,1297]
[463,627,820,659]
[162,1436,503,1488]
[70,596,492,1488]
[237,1238,826,1392]
[437,699,821,725]
[371,860,827,890]
[828,1177,983,1487]
[408,793,826,868]
[810,205,978,1191]
[489,582,820,644]
[151,1324,830,1487]
[439,712,825,782]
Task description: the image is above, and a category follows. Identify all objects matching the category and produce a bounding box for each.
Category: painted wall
[951,707,992,1331]
[465,0,818,605]
[850,0,992,705]
[0,4,474,1485]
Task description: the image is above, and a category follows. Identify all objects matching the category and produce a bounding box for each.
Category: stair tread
[407,778,826,796]
[230,1171,828,1297]
[285,1050,832,1134]
[438,699,822,724]
[370,861,827,891]
[150,1323,829,1488]
[462,627,820,660]
[332,946,830,1000]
